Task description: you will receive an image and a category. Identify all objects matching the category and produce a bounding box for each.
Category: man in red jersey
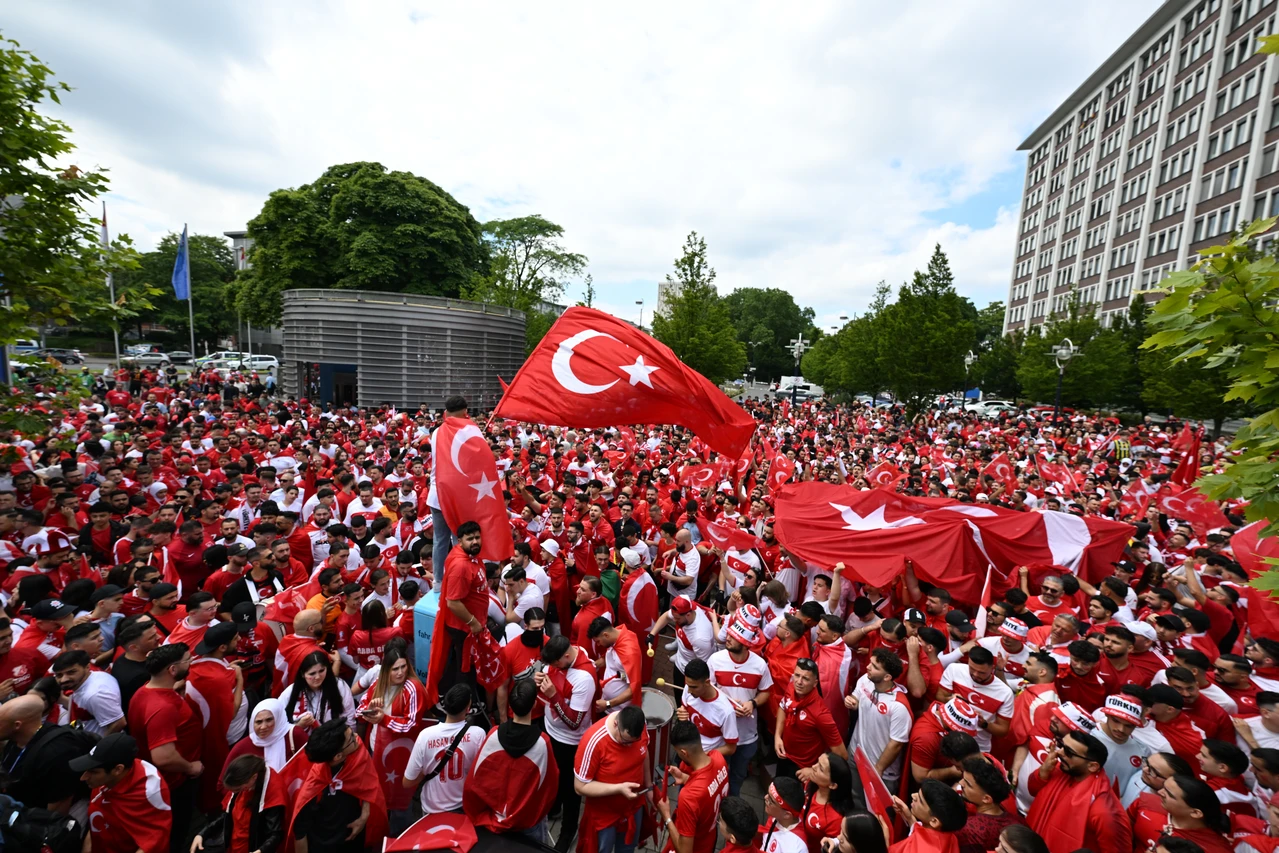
[73,732,171,853]
[1055,639,1113,712]
[775,657,846,778]
[1027,731,1132,853]
[571,575,614,660]
[0,617,43,698]
[657,720,730,853]
[573,705,650,853]
[425,519,488,707]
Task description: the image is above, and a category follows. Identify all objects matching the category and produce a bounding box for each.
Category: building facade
[279,289,526,410]
[1005,0,1279,334]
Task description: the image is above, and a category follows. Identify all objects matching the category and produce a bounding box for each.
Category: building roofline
[1017,0,1181,151]
[223,230,248,238]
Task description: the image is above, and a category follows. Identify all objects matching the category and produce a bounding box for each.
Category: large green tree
[1015,296,1133,409]
[0,35,147,350]
[118,233,236,350]
[722,287,818,382]
[231,162,487,325]
[651,232,745,384]
[464,214,586,312]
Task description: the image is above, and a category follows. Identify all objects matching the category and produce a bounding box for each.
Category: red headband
[768,783,802,818]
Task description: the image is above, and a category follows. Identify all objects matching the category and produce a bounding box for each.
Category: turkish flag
[492,307,756,458]
[854,747,895,842]
[1155,485,1229,537]
[1233,522,1279,639]
[289,740,388,848]
[1169,428,1202,488]
[433,417,513,562]
[680,464,718,490]
[1119,478,1154,519]
[386,813,479,852]
[768,456,796,492]
[1036,454,1076,496]
[696,518,762,552]
[982,453,1018,494]
[866,461,903,488]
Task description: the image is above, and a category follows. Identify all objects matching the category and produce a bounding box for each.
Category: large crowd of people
[0,359,1275,853]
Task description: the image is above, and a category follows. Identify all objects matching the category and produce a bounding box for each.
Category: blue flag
[171,224,191,301]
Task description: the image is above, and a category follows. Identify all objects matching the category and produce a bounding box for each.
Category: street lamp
[964,349,976,400]
[1051,338,1078,427]
[788,334,812,407]
[636,300,644,330]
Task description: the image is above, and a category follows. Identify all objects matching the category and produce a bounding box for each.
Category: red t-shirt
[126,686,203,789]
[0,647,46,696]
[574,717,650,826]
[778,686,842,770]
[664,752,729,853]
[441,545,488,631]
[1056,667,1112,712]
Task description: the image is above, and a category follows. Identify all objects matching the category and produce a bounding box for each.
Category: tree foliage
[117,233,236,350]
[1143,217,1279,536]
[464,214,586,313]
[722,287,818,382]
[231,162,487,325]
[1014,297,1133,409]
[651,232,745,384]
[0,34,149,347]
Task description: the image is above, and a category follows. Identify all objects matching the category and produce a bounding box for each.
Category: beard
[463,541,482,556]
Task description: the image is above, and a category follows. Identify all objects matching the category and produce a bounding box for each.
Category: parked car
[196,351,249,367]
[13,339,40,354]
[167,351,194,365]
[32,347,85,365]
[965,399,1017,416]
[125,352,171,367]
[244,355,279,371]
[125,343,165,355]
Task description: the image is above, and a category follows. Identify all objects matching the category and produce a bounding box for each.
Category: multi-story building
[1004,0,1279,334]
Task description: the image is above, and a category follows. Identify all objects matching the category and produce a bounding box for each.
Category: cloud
[7,0,1159,321]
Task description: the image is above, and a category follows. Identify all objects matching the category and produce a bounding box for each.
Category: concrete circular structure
[281,289,527,410]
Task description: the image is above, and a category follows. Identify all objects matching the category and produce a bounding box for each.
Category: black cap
[225,542,248,557]
[69,732,137,772]
[231,602,257,633]
[149,582,178,600]
[30,599,75,621]
[903,608,926,624]
[945,609,976,633]
[89,584,125,605]
[195,621,238,655]
[1111,560,1137,573]
[1155,614,1186,633]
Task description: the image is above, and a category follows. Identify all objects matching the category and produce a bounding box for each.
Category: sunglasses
[1060,744,1083,760]
[796,658,818,673]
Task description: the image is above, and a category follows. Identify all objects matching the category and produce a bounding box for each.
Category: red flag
[289,740,388,847]
[385,813,479,852]
[1233,522,1279,640]
[679,464,719,490]
[492,307,756,458]
[768,456,796,492]
[1155,485,1229,538]
[854,747,895,843]
[434,417,513,562]
[866,461,903,488]
[1036,454,1076,496]
[497,375,509,394]
[982,453,1018,494]
[1119,478,1154,519]
[1169,428,1202,488]
[696,518,763,552]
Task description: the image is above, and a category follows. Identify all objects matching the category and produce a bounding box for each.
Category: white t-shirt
[542,664,596,745]
[673,610,715,672]
[939,663,1014,752]
[405,720,486,813]
[722,549,761,591]
[70,671,124,735]
[682,688,739,753]
[522,561,551,597]
[977,636,1032,691]
[762,823,807,853]
[667,548,701,599]
[1238,716,1279,756]
[512,584,545,621]
[1093,721,1150,796]
[707,649,772,746]
[848,675,912,787]
[601,646,635,709]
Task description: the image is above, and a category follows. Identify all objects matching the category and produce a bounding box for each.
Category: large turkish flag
[492,307,756,458]
[434,417,513,561]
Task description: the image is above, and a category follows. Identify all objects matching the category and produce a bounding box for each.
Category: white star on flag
[469,473,500,501]
[828,502,925,531]
[619,355,659,388]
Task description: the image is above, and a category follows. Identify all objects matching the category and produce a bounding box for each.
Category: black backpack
[0,802,83,853]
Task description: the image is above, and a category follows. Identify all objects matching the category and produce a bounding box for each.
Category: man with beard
[1026,731,1131,853]
[589,618,643,714]
[1091,694,1150,795]
[936,647,1014,753]
[846,648,913,792]
[571,575,614,660]
[425,520,487,708]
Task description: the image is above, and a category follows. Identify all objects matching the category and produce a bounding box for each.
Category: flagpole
[184,223,196,358]
[101,203,121,366]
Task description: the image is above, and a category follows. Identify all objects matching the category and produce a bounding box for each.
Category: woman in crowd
[799,751,856,853]
[282,650,357,739]
[223,698,302,774]
[356,645,426,833]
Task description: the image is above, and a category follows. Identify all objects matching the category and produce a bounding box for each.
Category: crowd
[0,359,1275,853]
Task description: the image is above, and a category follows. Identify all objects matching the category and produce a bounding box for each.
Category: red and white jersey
[977,636,1032,690]
[682,688,739,754]
[722,548,761,591]
[848,674,912,785]
[404,719,486,813]
[939,662,1014,751]
[708,648,773,745]
[761,820,808,853]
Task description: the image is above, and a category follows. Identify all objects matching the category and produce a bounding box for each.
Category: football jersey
[682,688,739,753]
[708,649,773,745]
[939,662,1014,752]
[848,674,912,787]
[405,720,486,813]
[542,664,596,745]
[977,636,1032,690]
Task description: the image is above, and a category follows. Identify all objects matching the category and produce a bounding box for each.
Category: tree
[1143,217,1279,535]
[975,301,1007,347]
[118,233,237,350]
[0,35,147,350]
[465,214,586,312]
[1015,297,1130,409]
[576,274,595,308]
[971,327,1024,400]
[523,309,559,355]
[651,232,745,384]
[877,245,977,411]
[232,162,487,325]
[722,288,818,382]
[1140,345,1244,436]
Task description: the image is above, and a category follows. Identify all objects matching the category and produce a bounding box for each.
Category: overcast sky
[10,1,1159,329]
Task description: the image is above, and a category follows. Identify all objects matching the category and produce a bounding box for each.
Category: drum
[641,686,676,788]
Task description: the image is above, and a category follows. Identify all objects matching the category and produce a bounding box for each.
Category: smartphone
[635,785,655,795]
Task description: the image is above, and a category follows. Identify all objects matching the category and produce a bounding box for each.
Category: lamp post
[1051,338,1077,427]
[788,334,812,407]
[636,300,644,330]
[964,349,976,402]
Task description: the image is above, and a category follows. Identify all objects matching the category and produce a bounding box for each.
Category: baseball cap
[1125,620,1157,642]
[1050,701,1098,733]
[998,617,1029,641]
[945,610,976,634]
[1155,614,1186,633]
[90,584,125,605]
[939,698,980,733]
[658,468,670,476]
[231,602,258,633]
[69,732,138,773]
[903,608,926,624]
[1102,695,1144,725]
[195,622,238,655]
[30,599,75,621]
[618,547,641,568]
[540,540,560,558]
[670,596,695,615]
[149,582,179,600]
[225,542,248,557]
[1112,560,1137,573]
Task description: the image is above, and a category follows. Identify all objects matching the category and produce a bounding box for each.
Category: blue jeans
[431,506,453,586]
[519,818,548,845]
[727,738,758,797]
[596,808,643,853]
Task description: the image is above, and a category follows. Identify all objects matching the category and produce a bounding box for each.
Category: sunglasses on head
[796,658,818,673]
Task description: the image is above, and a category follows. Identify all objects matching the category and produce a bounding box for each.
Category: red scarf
[287,744,388,846]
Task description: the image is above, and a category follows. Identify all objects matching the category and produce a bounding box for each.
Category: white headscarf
[248,697,290,771]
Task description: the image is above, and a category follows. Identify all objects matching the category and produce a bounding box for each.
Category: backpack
[1,803,83,853]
